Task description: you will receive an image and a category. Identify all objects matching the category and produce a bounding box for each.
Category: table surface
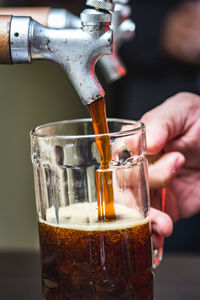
[0,251,199,300]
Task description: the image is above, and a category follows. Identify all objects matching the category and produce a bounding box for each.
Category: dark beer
[39,203,153,300]
[88,97,116,221]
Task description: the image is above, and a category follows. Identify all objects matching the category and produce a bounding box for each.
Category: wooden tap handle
[0,7,51,26]
[0,15,12,64]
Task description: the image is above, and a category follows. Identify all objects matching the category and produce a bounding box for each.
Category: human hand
[162,1,200,64]
[141,92,200,228]
[112,124,173,250]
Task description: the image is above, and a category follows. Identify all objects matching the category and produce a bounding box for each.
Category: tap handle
[0,15,12,64]
[0,7,50,26]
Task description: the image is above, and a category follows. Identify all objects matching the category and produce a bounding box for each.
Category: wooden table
[0,251,199,299]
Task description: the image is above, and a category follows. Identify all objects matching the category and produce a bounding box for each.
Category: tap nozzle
[8,9,112,105]
[0,5,113,106]
[77,8,112,104]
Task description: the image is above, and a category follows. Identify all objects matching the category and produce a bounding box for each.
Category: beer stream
[88,97,116,221]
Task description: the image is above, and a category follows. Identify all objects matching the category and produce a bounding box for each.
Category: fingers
[150,208,173,249]
[150,208,173,237]
[116,149,185,190]
[148,152,185,189]
[152,234,164,250]
[164,186,181,222]
[141,92,200,155]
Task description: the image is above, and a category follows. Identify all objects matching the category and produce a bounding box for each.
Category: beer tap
[0,7,81,29]
[99,0,135,82]
[0,0,135,84]
[0,1,114,105]
[46,1,135,83]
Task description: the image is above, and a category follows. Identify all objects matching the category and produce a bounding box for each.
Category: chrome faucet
[46,1,135,83]
[0,2,114,105]
[0,1,134,86]
[100,0,135,82]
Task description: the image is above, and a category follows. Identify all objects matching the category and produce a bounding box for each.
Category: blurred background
[1,0,200,253]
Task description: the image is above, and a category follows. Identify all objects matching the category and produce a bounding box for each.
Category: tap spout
[3,6,113,106]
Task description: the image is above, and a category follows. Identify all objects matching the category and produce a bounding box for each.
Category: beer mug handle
[153,187,166,269]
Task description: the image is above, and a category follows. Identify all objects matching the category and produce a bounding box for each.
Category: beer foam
[40,203,150,231]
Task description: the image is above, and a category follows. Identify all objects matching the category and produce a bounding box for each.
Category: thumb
[150,208,173,249]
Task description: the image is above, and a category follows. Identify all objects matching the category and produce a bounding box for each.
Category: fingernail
[152,223,161,236]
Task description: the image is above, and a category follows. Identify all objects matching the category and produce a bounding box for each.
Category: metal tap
[0,1,134,84]
[0,7,81,29]
[49,1,135,83]
[0,4,114,105]
[86,0,115,11]
[99,0,135,82]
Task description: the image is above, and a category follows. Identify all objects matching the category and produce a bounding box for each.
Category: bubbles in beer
[43,202,148,230]
[39,203,153,300]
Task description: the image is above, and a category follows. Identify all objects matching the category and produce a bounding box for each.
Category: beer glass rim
[31,118,145,139]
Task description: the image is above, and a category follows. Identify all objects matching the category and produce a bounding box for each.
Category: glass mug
[31,119,154,300]
[148,155,166,268]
